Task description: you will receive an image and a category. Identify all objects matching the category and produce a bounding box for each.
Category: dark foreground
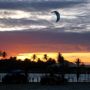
[0,83,90,90]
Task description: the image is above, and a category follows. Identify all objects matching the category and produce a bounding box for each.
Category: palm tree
[0,51,7,59]
[2,51,7,59]
[75,58,81,67]
[43,54,48,61]
[75,58,81,82]
[0,51,2,57]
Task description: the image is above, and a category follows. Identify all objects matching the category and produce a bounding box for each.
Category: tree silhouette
[47,58,56,65]
[57,52,64,65]
[32,54,37,61]
[0,51,2,59]
[2,51,7,59]
[43,54,48,61]
[37,58,41,62]
[75,58,81,82]
[0,51,2,55]
[10,56,17,61]
[57,52,65,80]
[0,51,7,59]
[75,58,81,67]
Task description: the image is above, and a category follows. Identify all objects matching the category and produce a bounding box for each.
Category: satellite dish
[51,11,60,22]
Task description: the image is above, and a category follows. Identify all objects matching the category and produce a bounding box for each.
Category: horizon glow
[17,52,90,64]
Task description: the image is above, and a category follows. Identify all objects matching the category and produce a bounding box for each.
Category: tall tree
[57,52,64,65]
[75,58,81,82]
[57,52,65,80]
[0,51,7,59]
[2,51,7,59]
[32,54,37,61]
[0,51,2,58]
[75,58,81,67]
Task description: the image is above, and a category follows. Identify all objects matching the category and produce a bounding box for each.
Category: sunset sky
[0,0,90,64]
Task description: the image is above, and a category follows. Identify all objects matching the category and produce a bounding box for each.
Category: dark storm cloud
[0,31,90,45]
[0,30,90,52]
[28,1,85,11]
[0,0,89,54]
[0,0,88,32]
[0,1,86,10]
